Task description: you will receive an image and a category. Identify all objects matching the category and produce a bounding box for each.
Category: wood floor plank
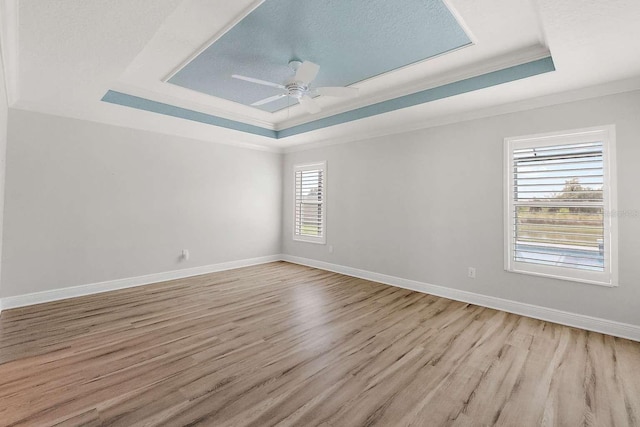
[0,261,638,426]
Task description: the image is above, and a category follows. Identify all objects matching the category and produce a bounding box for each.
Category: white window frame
[504,125,618,287]
[293,161,327,244]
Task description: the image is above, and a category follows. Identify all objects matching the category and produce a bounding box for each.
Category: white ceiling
[3,0,640,151]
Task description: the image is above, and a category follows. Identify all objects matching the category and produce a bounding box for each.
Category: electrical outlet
[182,249,190,261]
[328,245,334,253]
[468,267,476,279]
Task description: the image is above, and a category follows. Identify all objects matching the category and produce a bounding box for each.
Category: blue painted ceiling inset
[168,0,471,113]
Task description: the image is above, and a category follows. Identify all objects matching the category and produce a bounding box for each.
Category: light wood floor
[0,262,639,426]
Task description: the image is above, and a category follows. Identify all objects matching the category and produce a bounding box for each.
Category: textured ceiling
[168,0,471,112]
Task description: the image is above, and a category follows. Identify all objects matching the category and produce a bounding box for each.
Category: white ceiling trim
[13,98,284,153]
[282,77,640,153]
[110,45,551,134]
[162,0,264,83]
[275,45,551,131]
[441,0,478,45]
[13,76,640,155]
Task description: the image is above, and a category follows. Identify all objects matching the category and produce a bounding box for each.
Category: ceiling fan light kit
[232,60,359,114]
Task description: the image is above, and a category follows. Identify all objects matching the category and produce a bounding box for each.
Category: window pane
[294,164,325,241]
[512,142,605,272]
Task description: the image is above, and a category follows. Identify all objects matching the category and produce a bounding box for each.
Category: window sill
[293,236,326,245]
[506,267,617,288]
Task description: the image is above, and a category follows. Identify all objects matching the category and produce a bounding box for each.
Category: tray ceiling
[9,0,640,149]
[167,0,471,113]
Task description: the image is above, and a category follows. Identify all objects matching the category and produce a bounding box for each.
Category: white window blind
[294,162,326,244]
[504,126,617,286]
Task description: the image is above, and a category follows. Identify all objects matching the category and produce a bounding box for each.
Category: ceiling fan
[232,60,359,114]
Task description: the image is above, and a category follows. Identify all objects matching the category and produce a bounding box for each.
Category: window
[504,126,617,286]
[294,161,326,244]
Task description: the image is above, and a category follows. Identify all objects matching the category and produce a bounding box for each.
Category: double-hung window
[504,126,617,286]
[293,162,326,244]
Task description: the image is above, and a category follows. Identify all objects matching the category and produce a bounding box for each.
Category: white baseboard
[0,254,282,311]
[281,255,640,342]
[2,253,638,342]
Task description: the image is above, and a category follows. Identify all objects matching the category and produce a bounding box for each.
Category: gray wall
[1,110,282,297]
[283,90,640,326]
[0,56,7,298]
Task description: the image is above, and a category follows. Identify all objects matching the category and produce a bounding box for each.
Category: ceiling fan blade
[295,61,320,84]
[231,74,285,89]
[299,95,321,114]
[315,86,359,98]
[251,93,287,106]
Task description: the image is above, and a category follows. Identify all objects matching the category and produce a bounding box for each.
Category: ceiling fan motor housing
[285,81,309,99]
[288,60,303,71]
